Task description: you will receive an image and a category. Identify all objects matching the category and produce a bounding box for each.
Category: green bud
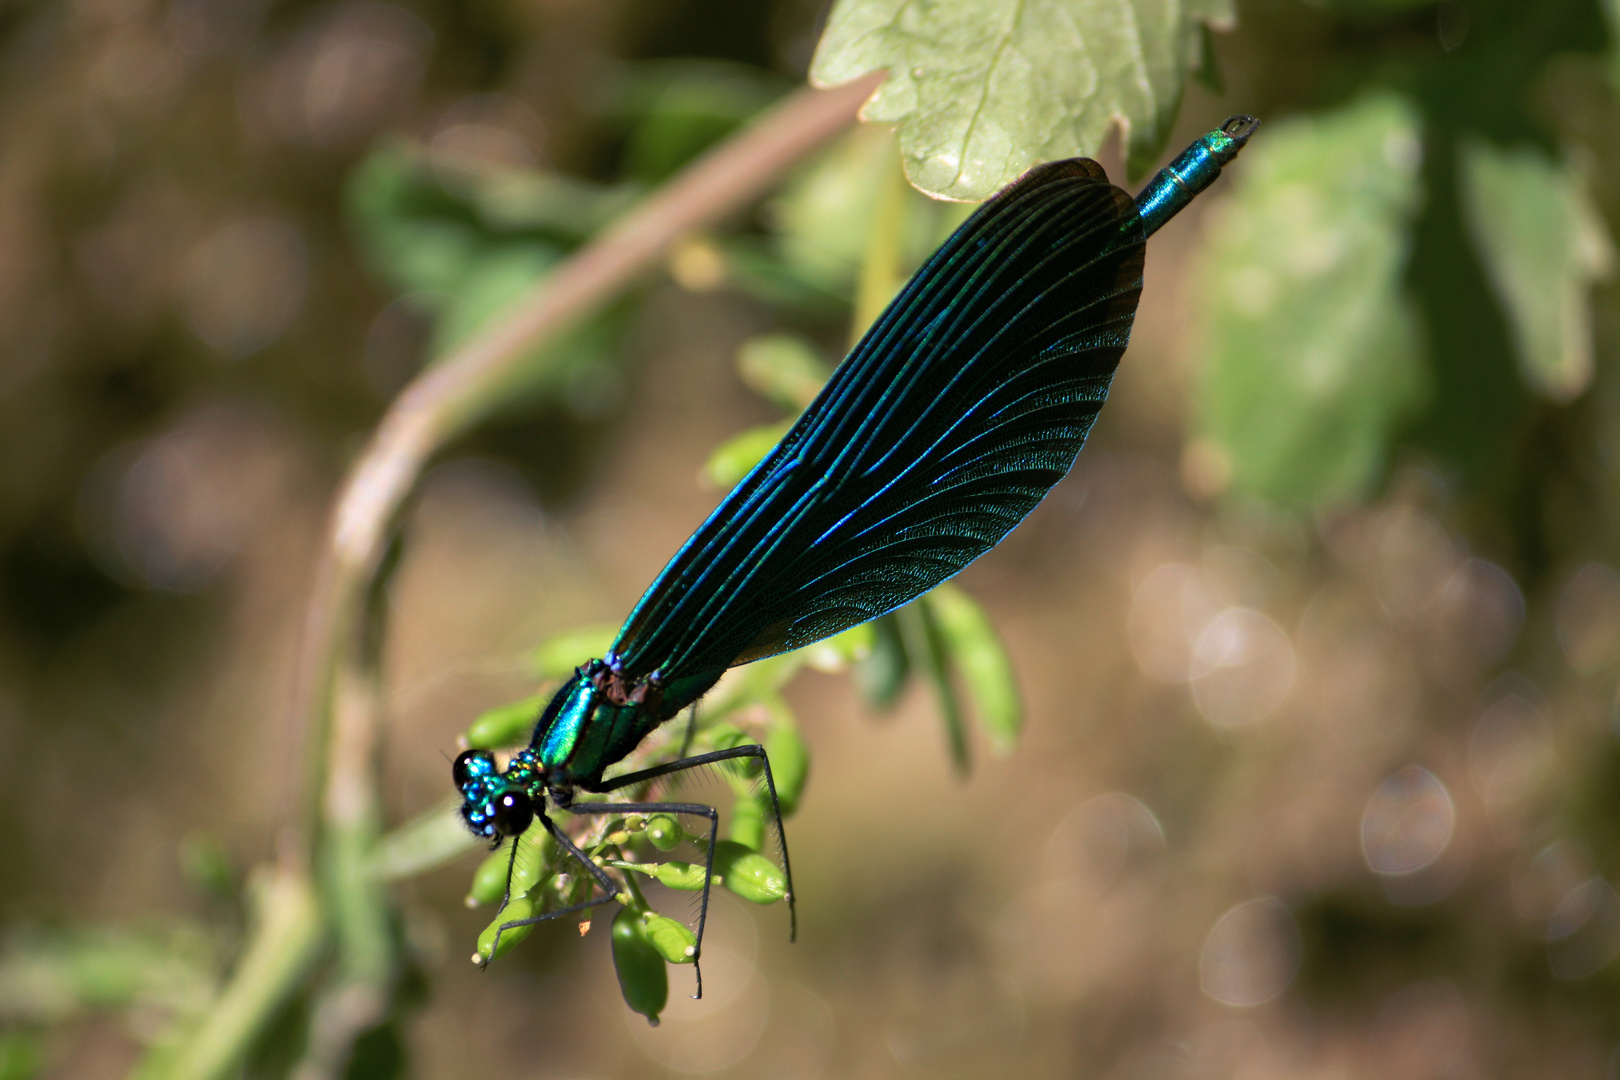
[649,861,706,891]
[533,625,619,680]
[611,859,707,891]
[463,695,545,750]
[611,906,668,1025]
[475,895,536,963]
[507,823,551,898]
[644,815,684,852]
[729,794,765,851]
[712,840,787,904]
[639,913,697,964]
[465,847,510,908]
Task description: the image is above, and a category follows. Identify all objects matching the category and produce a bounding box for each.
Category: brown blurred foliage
[5,0,1620,1078]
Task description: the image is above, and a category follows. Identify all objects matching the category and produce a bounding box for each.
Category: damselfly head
[452,748,496,789]
[488,788,534,837]
[454,748,536,839]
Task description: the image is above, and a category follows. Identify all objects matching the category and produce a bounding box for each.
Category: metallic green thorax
[1134,115,1259,239]
[456,661,724,841]
[530,661,723,790]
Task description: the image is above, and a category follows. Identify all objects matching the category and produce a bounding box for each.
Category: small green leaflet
[810,0,1237,201]
[1460,141,1615,403]
[1189,94,1427,508]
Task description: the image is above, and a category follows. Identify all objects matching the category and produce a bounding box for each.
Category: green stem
[851,144,910,346]
[620,866,650,912]
[160,862,324,1080]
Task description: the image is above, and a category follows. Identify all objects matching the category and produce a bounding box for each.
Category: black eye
[453,749,494,789]
[491,789,534,837]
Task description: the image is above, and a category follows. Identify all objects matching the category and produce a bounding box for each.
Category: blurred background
[4,0,1620,1076]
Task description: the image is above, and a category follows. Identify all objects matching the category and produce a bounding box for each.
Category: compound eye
[491,789,534,837]
[453,749,495,789]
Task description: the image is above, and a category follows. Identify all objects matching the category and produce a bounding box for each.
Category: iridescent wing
[612,159,1145,680]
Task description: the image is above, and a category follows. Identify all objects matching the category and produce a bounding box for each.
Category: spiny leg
[564,797,719,999]
[485,832,523,924]
[677,702,699,759]
[484,811,622,963]
[590,743,797,943]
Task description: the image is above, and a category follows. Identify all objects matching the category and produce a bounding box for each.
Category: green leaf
[476,896,535,963]
[463,695,545,749]
[465,847,511,908]
[611,61,788,184]
[1191,23,1223,95]
[1190,94,1428,507]
[712,841,789,904]
[897,602,969,774]
[346,146,483,298]
[345,144,634,413]
[1460,140,1615,403]
[764,716,811,817]
[429,245,563,354]
[810,0,1237,199]
[735,333,831,411]
[533,625,619,679]
[854,611,909,708]
[469,171,638,239]
[925,584,1022,756]
[178,833,235,901]
[637,913,697,965]
[475,828,557,965]
[701,420,794,490]
[368,802,476,881]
